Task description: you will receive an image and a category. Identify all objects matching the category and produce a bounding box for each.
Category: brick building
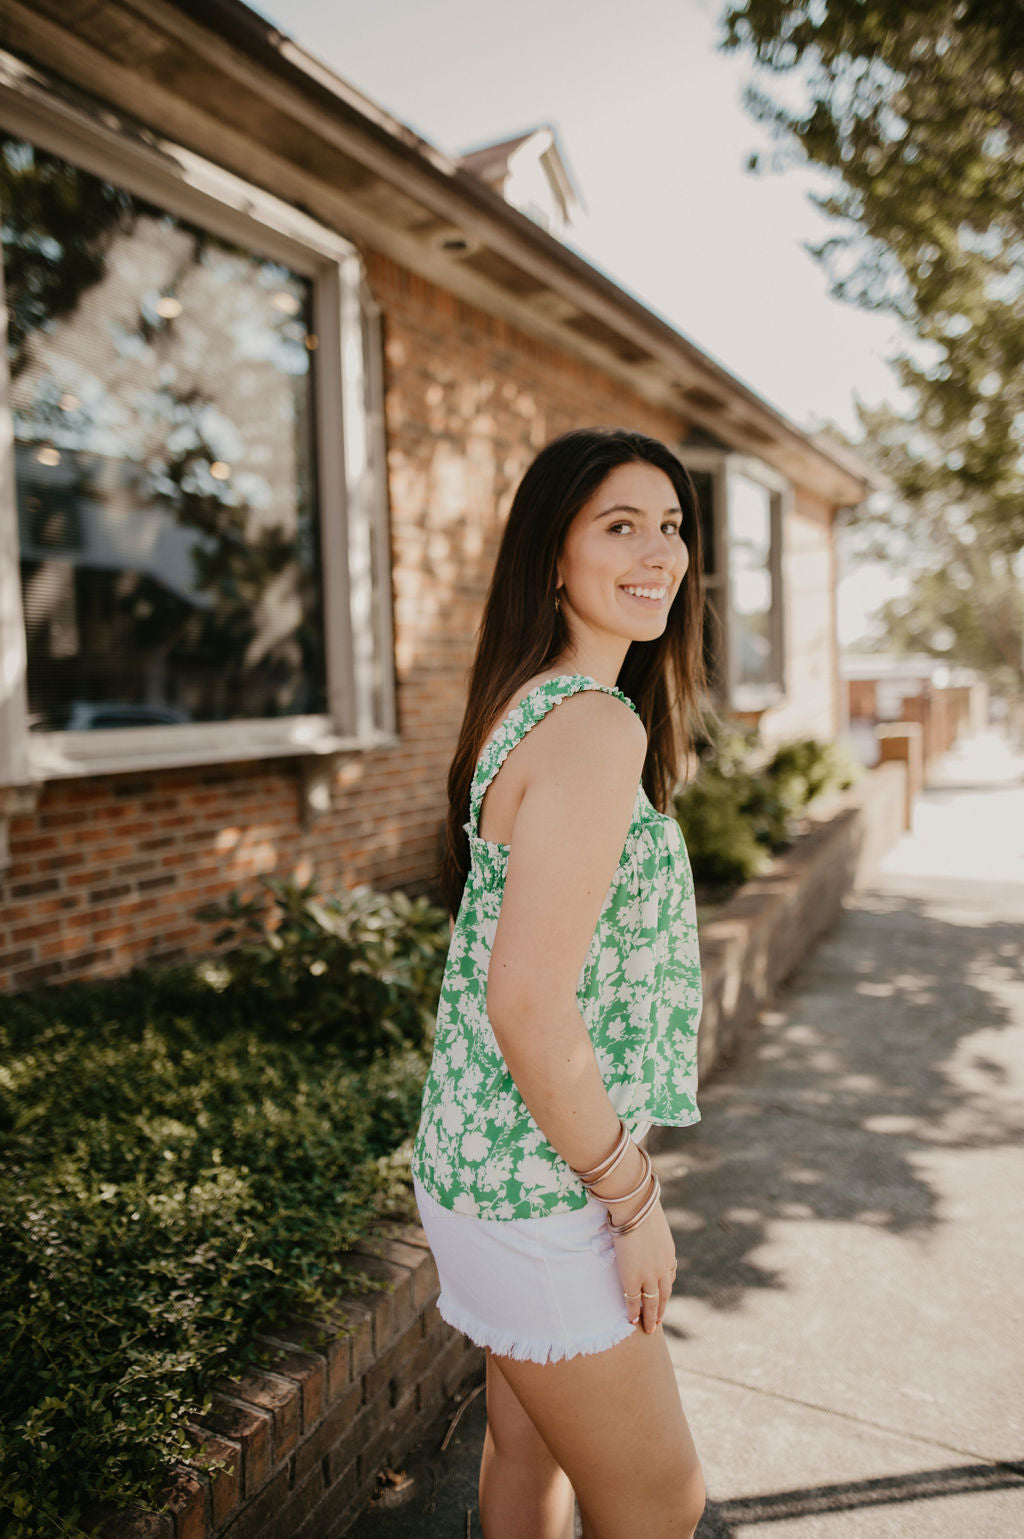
[0,0,873,993]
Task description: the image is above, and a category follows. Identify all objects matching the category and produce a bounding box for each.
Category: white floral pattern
[411,674,702,1220]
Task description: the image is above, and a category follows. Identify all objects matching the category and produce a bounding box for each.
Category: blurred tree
[0,133,131,378]
[720,0,1024,690]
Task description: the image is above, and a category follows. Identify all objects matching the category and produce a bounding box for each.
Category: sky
[254,0,909,642]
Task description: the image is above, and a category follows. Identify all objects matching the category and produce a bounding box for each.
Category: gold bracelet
[590,1147,653,1205]
[570,1118,630,1185]
[607,1172,662,1236]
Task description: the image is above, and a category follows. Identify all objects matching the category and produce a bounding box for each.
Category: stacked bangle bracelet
[572,1118,632,1186]
[607,1170,662,1236]
[569,1117,662,1236]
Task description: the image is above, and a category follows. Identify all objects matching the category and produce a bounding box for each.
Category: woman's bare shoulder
[487,671,643,746]
[514,683,643,781]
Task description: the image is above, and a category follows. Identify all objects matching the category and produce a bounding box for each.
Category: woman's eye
[608,521,682,535]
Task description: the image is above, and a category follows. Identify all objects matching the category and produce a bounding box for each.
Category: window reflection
[689,466,725,695]
[728,473,775,687]
[1,132,326,731]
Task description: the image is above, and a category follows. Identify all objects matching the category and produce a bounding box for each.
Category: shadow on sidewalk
[659,889,1024,1319]
[696,1459,1024,1535]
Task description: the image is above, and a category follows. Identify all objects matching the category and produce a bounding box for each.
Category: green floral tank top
[411,673,702,1220]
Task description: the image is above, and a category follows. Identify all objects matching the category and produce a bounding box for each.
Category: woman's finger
[623,1284,643,1325]
[641,1281,660,1333]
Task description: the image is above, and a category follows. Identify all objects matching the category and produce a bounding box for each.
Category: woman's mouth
[619,584,668,607]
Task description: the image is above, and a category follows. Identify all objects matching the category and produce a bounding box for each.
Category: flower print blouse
[411,673,702,1221]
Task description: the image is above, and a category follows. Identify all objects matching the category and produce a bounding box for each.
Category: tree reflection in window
[1,132,326,731]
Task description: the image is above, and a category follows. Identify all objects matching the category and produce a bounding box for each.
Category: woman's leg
[479,1346,576,1539]
[489,1326,705,1539]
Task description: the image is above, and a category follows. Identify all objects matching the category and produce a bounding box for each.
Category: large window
[6,132,325,733]
[0,97,394,788]
[681,446,786,710]
[687,464,726,698]
[728,472,778,693]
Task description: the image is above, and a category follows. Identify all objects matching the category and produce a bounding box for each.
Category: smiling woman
[411,427,710,1538]
[555,461,690,637]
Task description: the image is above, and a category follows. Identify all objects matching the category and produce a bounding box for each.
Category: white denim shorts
[412,1121,653,1364]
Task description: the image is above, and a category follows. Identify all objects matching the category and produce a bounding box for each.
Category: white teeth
[621,585,665,600]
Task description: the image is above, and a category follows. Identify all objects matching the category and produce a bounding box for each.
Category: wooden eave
[0,0,873,507]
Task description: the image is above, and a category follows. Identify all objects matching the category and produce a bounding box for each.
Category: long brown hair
[439,426,708,921]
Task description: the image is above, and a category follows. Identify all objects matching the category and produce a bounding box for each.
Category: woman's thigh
[489,1325,704,1539]
[485,1346,563,1467]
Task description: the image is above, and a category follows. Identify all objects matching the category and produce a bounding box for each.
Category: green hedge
[0,878,448,1539]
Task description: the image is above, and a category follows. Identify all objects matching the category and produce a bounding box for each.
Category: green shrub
[672,771,775,887]
[763,737,861,809]
[674,725,862,893]
[193,874,450,1062]
[0,877,447,1538]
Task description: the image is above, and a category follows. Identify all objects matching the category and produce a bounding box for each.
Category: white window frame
[678,444,789,713]
[0,53,396,796]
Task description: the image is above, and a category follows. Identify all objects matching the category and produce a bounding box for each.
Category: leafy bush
[194,874,450,1062]
[674,723,862,893]
[0,877,448,1538]
[672,771,775,888]
[763,736,861,810]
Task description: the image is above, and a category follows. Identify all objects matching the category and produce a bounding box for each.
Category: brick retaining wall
[86,1227,482,1539]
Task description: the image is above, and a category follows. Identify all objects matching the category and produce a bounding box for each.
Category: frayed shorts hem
[436,1289,638,1364]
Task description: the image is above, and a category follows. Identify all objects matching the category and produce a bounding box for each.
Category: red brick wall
[0,250,690,993]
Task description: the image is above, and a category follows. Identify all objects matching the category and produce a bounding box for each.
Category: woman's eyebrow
[594,502,683,519]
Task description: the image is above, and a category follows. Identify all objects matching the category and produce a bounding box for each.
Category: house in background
[0,0,873,993]
[840,653,986,770]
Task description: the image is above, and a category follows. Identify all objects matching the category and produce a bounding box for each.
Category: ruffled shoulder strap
[467,673,638,840]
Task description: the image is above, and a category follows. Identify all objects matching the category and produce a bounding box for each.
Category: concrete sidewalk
[350,732,1024,1537]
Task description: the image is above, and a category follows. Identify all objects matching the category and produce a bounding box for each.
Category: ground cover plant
[0,878,448,1539]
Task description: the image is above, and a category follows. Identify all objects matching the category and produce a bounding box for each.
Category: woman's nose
[643,528,685,569]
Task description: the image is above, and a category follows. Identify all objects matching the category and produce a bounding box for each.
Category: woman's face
[555,460,690,641]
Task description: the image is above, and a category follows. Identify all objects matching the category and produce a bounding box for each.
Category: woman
[411,425,708,1539]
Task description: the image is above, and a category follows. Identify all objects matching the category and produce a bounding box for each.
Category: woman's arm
[485,691,652,1215]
